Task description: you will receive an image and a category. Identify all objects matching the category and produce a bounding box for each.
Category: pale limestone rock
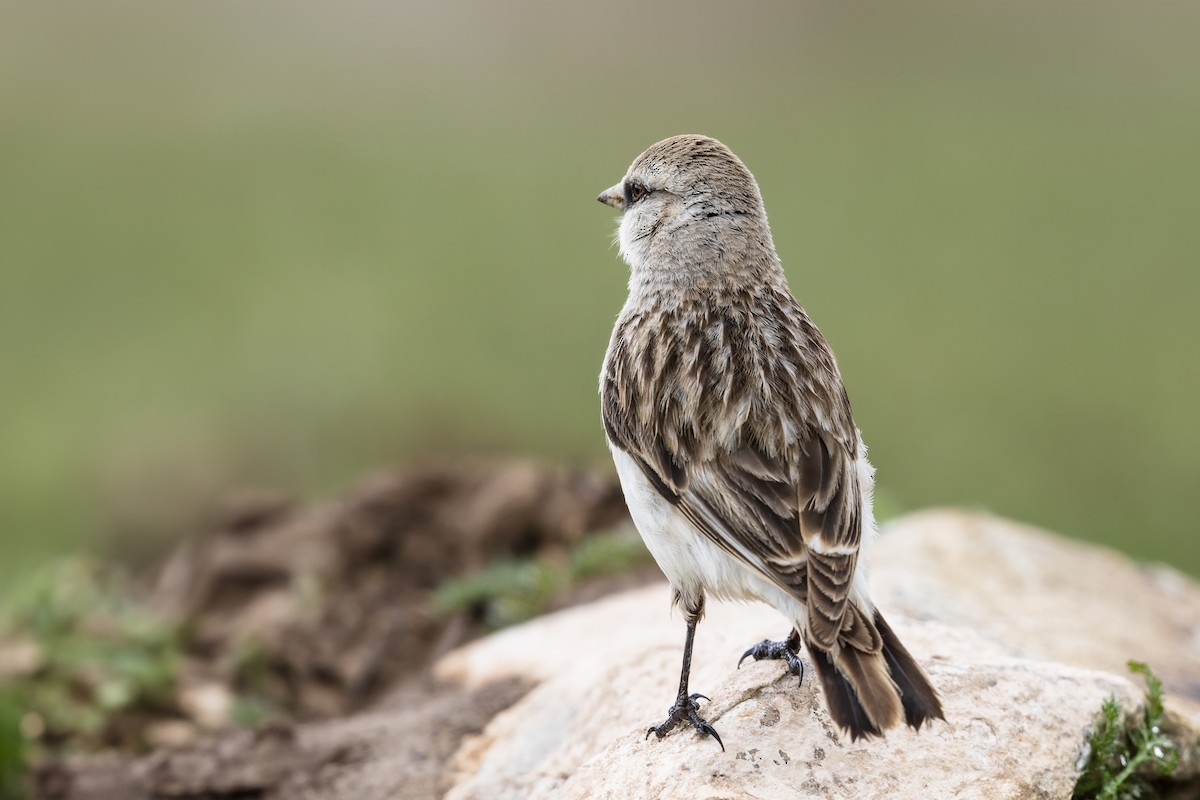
[871,509,1200,707]
[438,510,1200,800]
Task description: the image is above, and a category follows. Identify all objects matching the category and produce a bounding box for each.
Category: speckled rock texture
[438,510,1200,800]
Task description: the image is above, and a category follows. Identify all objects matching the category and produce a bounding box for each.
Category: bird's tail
[805,609,944,741]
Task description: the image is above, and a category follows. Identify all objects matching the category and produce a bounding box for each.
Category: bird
[596,134,944,749]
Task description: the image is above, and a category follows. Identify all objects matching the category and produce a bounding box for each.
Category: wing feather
[601,286,873,652]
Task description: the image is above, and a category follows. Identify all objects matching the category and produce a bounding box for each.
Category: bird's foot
[738,639,805,686]
[646,692,724,751]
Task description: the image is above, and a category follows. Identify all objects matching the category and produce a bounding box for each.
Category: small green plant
[0,558,186,798]
[1073,661,1179,800]
[0,557,278,798]
[433,557,561,629]
[0,689,25,800]
[569,529,651,579]
[432,527,649,629]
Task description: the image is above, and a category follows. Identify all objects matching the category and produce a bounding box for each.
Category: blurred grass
[0,558,186,795]
[0,0,1198,580]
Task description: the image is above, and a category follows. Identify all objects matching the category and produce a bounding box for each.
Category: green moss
[1074,661,1179,800]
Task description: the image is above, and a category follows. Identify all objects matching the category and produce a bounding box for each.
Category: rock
[871,509,1200,706]
[437,509,1200,800]
[0,636,43,680]
[177,682,234,729]
[34,509,1200,800]
[142,720,198,749]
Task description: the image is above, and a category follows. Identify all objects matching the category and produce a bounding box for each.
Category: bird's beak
[596,183,625,211]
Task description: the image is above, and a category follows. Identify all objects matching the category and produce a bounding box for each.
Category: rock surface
[36,509,1200,799]
[437,510,1200,800]
[871,510,1200,705]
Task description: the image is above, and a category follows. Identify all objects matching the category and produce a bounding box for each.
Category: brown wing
[602,287,868,650]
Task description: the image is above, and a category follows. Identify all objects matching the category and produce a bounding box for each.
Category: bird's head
[597,134,778,286]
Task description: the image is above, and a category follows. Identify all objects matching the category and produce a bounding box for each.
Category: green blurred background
[1,0,1197,582]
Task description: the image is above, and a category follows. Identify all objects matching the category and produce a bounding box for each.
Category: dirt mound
[153,459,630,719]
[35,677,535,800]
[29,458,641,800]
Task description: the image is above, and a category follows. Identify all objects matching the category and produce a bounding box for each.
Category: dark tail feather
[805,641,884,741]
[873,610,945,730]
[805,612,944,741]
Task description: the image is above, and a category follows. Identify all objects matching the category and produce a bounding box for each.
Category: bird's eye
[625,181,650,206]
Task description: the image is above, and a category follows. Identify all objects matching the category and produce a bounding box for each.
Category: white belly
[611,447,812,625]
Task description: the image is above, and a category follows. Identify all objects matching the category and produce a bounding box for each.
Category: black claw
[645,692,723,750]
[738,638,805,686]
[737,645,758,669]
[697,721,724,751]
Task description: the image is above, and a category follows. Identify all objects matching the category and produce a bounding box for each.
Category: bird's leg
[646,598,724,751]
[738,627,805,686]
